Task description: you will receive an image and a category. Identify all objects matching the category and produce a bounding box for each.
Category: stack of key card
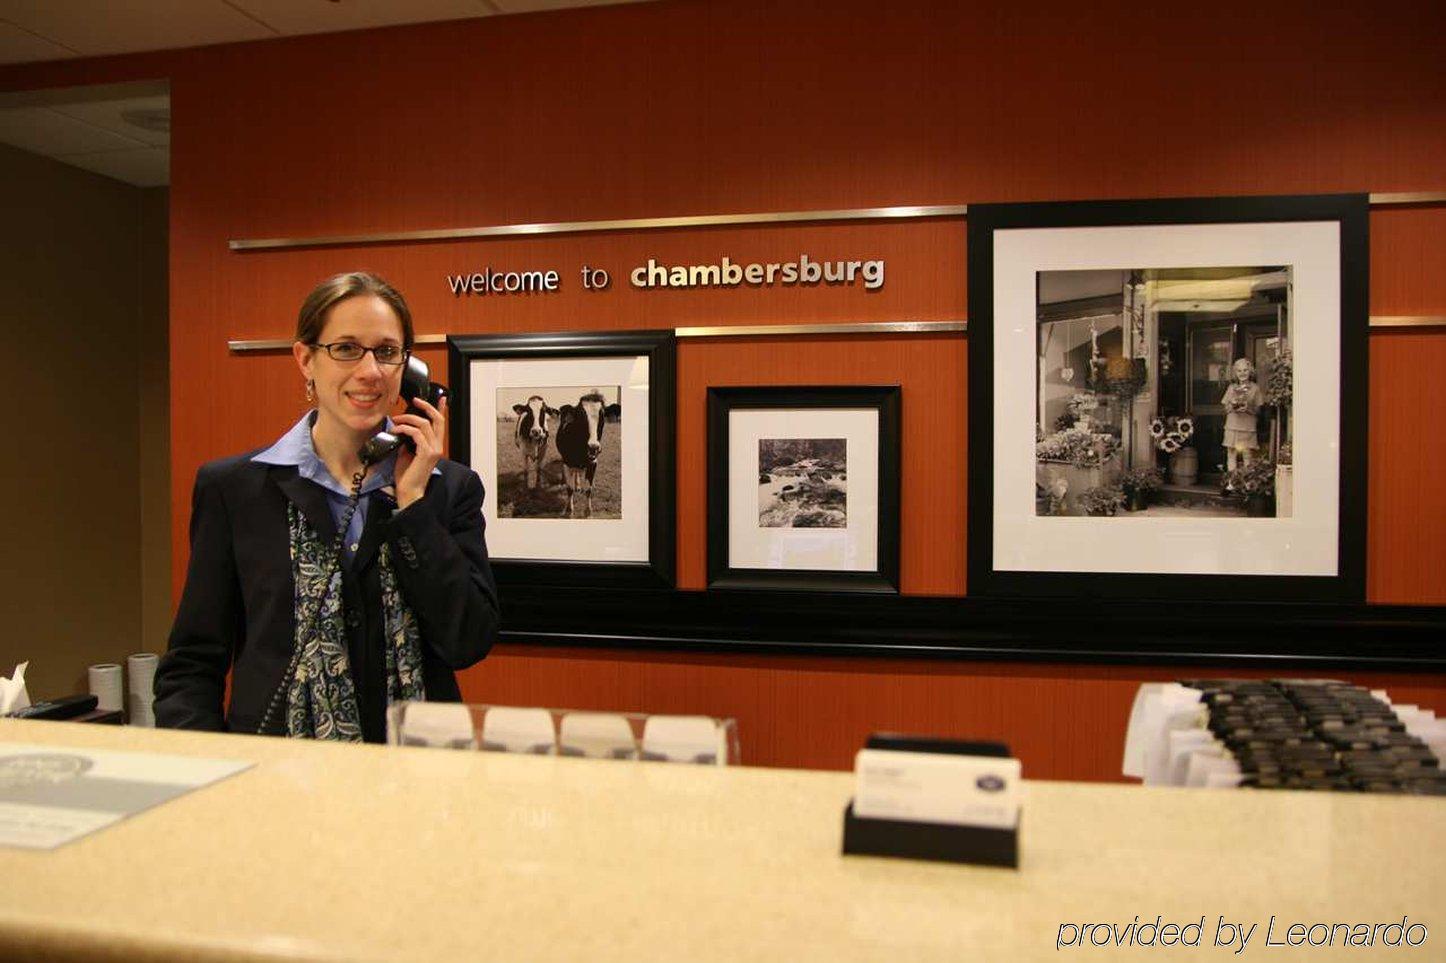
[1179,679,1446,794]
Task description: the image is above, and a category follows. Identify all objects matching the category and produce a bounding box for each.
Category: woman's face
[295,294,406,437]
[1233,360,1253,382]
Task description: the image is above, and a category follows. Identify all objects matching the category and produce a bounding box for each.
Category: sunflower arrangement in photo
[1149,415,1195,454]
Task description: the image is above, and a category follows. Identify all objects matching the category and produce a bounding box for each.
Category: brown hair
[294,272,414,350]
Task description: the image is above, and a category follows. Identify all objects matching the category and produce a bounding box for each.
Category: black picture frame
[707,385,901,593]
[967,193,1369,602]
[448,329,676,590]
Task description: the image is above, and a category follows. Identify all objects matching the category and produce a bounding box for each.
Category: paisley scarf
[284,502,426,740]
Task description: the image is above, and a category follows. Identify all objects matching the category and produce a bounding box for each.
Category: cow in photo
[511,395,558,491]
[556,389,621,518]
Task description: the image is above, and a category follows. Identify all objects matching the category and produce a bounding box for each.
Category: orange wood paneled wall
[5,0,1443,778]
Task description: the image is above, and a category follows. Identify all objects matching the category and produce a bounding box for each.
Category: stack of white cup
[87,655,160,724]
[127,653,159,727]
[87,663,124,714]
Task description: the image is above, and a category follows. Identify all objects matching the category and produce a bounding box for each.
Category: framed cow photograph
[707,385,901,593]
[448,330,676,589]
[966,193,1369,602]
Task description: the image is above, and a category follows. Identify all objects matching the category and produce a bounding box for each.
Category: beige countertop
[0,718,1441,962]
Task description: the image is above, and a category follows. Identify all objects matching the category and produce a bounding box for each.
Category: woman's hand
[392,395,446,509]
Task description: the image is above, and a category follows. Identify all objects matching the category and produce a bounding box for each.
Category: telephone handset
[358,355,449,467]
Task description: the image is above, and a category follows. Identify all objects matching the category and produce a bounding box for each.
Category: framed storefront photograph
[967,194,1369,601]
[448,329,676,589]
[707,385,901,593]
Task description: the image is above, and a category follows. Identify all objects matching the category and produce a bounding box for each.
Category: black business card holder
[841,801,1019,868]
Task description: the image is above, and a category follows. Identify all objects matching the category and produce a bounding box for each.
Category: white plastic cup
[88,663,124,713]
[127,653,159,727]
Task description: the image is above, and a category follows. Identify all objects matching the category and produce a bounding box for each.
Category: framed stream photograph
[966,194,1368,601]
[707,385,901,593]
[448,330,676,588]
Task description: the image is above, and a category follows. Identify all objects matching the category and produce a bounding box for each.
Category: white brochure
[0,742,252,850]
[854,748,1021,829]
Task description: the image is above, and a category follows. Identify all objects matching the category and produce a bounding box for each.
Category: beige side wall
[0,142,168,702]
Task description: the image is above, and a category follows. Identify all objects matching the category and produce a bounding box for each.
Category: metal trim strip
[229,194,1446,252]
[226,316,1444,352]
[228,205,971,251]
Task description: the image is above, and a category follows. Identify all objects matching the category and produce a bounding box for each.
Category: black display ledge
[494,587,1446,669]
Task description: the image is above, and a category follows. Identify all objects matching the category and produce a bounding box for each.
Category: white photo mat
[727,407,880,572]
[468,355,651,562]
[993,221,1341,576]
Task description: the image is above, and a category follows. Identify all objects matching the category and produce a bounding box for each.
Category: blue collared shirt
[252,411,435,566]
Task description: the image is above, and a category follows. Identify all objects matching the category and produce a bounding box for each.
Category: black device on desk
[7,694,98,720]
[358,355,449,467]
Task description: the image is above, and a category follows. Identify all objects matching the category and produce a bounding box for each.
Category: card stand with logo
[841,735,1021,869]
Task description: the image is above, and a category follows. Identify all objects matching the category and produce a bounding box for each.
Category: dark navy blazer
[154,452,500,742]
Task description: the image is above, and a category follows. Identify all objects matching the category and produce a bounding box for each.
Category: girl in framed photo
[1222,357,1263,473]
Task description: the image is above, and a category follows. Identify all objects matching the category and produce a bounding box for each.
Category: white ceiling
[0,0,649,187]
[0,81,171,185]
[0,0,647,63]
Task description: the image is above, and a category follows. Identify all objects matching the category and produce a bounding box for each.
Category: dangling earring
[305,379,315,403]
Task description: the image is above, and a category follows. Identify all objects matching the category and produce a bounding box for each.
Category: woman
[155,272,499,742]
[1221,356,1263,474]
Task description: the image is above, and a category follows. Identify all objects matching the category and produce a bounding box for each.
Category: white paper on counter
[0,743,252,850]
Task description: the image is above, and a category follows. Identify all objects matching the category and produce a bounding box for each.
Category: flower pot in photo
[1036,458,1120,516]
[1169,446,1198,486]
[1126,491,1147,512]
[1245,493,1272,517]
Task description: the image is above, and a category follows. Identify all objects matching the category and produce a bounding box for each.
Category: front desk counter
[1,719,1441,962]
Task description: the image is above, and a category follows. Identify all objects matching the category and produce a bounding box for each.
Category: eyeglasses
[311,341,409,366]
